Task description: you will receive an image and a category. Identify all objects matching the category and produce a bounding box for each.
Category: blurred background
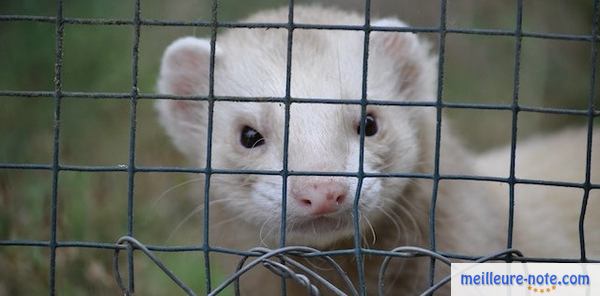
[0,0,598,295]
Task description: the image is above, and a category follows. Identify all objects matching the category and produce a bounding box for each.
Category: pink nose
[293,182,348,216]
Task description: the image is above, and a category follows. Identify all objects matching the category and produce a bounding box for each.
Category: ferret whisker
[373,203,412,289]
[379,196,408,211]
[357,214,370,249]
[210,213,246,229]
[379,196,416,244]
[361,212,377,246]
[142,177,205,228]
[266,220,284,246]
[165,198,231,243]
[335,215,343,231]
[153,177,204,205]
[216,175,260,190]
[259,216,276,247]
[375,205,403,242]
[393,198,423,244]
[284,219,295,237]
[301,256,335,272]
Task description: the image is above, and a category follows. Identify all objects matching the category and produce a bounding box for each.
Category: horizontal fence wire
[1,0,600,295]
[0,15,597,42]
[1,92,599,116]
[0,163,598,189]
[2,238,600,264]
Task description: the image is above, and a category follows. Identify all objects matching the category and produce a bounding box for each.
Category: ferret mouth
[289,214,353,234]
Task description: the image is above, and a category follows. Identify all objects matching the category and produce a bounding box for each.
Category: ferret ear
[370,19,437,100]
[155,37,215,162]
[157,36,214,96]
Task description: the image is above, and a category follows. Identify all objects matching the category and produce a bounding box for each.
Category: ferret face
[156,8,436,247]
[207,101,422,246]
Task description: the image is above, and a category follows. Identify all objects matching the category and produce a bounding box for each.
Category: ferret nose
[293,182,348,216]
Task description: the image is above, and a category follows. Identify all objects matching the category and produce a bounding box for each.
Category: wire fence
[0,0,599,295]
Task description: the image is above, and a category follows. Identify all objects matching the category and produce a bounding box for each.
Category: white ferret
[155,6,600,295]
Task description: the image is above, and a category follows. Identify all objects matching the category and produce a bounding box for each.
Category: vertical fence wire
[352,0,373,294]
[48,0,64,294]
[427,0,447,291]
[202,0,220,293]
[279,0,295,294]
[123,0,143,293]
[578,0,600,262]
[506,0,524,259]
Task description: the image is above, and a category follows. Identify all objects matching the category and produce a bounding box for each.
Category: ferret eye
[240,126,265,148]
[357,114,378,137]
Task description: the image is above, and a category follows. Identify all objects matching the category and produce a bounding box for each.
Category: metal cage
[0,0,599,295]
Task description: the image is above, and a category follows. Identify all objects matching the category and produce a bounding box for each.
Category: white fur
[154,5,597,295]
[476,126,600,259]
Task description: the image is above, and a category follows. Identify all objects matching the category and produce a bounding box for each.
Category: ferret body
[156,6,599,295]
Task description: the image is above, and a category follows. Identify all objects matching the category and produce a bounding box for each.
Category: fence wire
[1,0,600,295]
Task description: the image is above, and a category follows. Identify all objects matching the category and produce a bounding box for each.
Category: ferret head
[156,7,436,248]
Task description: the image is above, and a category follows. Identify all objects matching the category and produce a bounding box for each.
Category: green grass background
[0,0,597,295]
